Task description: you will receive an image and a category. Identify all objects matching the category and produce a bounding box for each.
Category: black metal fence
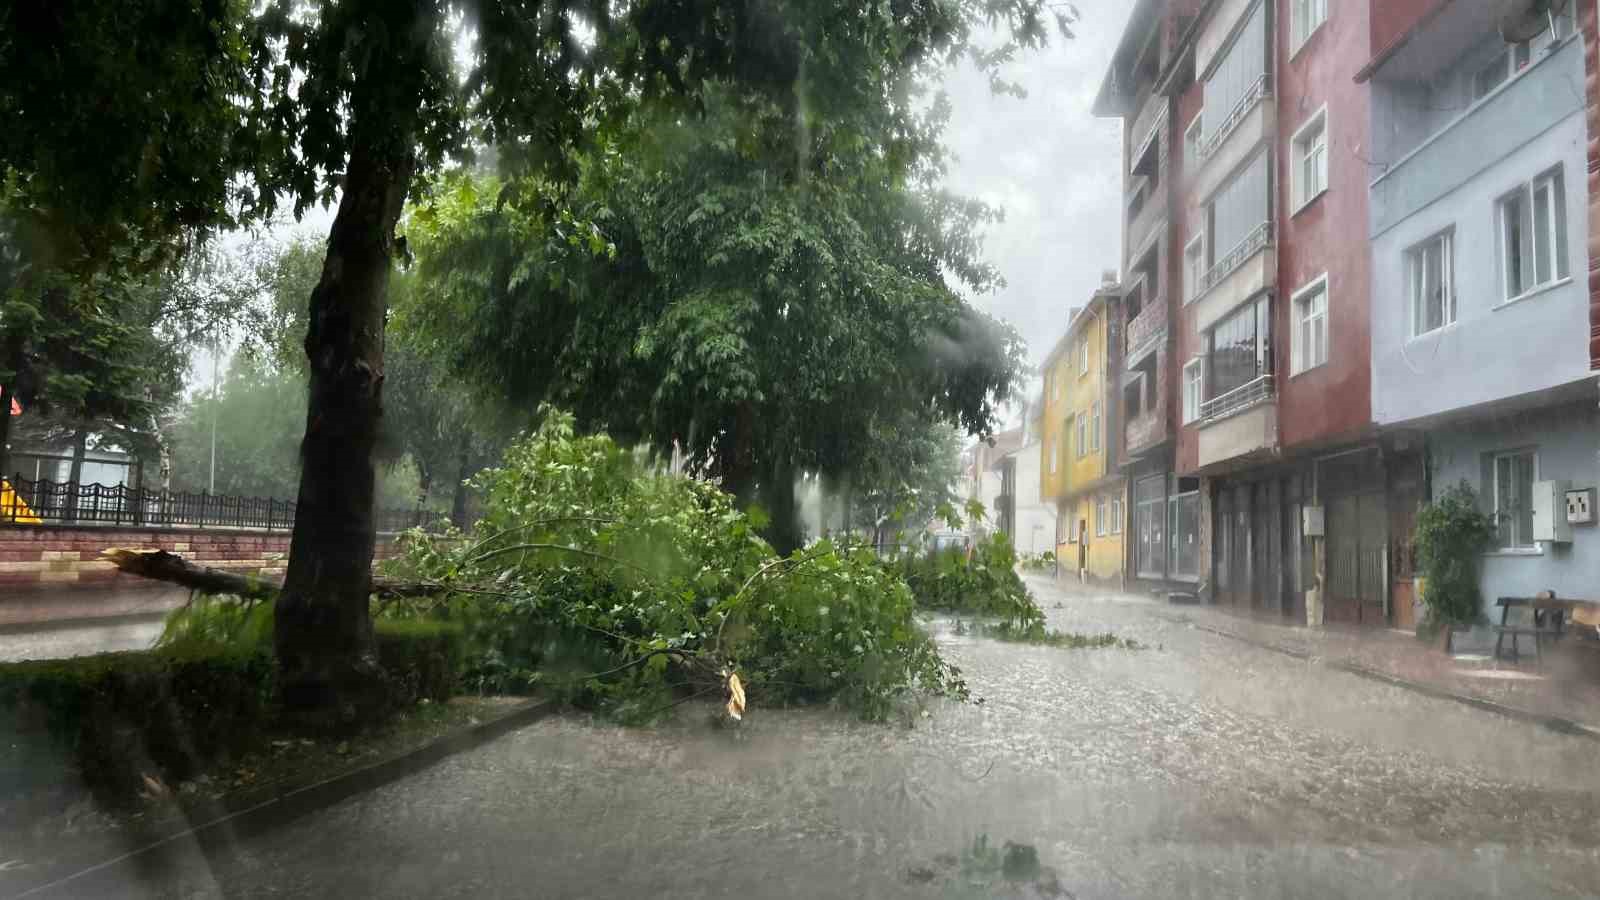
[1,474,451,534]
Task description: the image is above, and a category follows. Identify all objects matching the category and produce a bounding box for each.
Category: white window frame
[1110,499,1122,535]
[1184,111,1205,167]
[1291,0,1328,57]
[1079,336,1090,376]
[1181,357,1204,423]
[1290,105,1328,215]
[1095,499,1107,537]
[1183,232,1206,304]
[1290,273,1329,376]
[1076,415,1087,458]
[1406,229,1455,339]
[1492,448,1539,550]
[1049,441,1058,475]
[1473,41,1532,101]
[1090,401,1101,453]
[1497,166,1569,304]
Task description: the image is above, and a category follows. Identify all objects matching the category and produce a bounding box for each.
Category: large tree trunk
[719,402,758,508]
[0,381,13,482]
[449,444,472,529]
[760,456,802,557]
[66,426,87,523]
[274,3,432,728]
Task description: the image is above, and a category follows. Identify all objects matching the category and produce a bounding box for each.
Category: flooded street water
[95,583,1600,899]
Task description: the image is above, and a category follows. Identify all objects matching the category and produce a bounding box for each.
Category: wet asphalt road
[0,616,164,663]
[70,583,1600,899]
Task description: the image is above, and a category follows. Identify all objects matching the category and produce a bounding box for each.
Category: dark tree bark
[65,426,87,522]
[0,381,13,481]
[273,4,432,728]
[450,444,472,529]
[760,456,802,557]
[718,403,759,510]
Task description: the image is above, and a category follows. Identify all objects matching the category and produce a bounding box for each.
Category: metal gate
[1326,491,1387,625]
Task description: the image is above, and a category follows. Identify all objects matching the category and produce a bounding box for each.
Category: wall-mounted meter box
[1302,505,1325,538]
[1567,487,1597,525]
[1532,480,1573,544]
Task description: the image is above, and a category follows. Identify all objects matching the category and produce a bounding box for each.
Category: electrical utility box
[1532,480,1573,544]
[1567,487,1597,525]
[1302,505,1325,538]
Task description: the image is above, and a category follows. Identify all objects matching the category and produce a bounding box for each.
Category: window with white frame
[1406,230,1454,337]
[1207,151,1271,271]
[1203,1,1267,145]
[1291,0,1327,54]
[1090,401,1101,452]
[1182,358,1204,423]
[1184,112,1205,167]
[1095,498,1107,537]
[1492,449,1537,549]
[1204,296,1271,402]
[1291,108,1327,212]
[1473,41,1532,101]
[1110,499,1122,535]
[1291,275,1328,374]
[1498,167,1569,301]
[1076,415,1087,457]
[1049,441,1057,475]
[1079,336,1090,375]
[1184,233,1206,303]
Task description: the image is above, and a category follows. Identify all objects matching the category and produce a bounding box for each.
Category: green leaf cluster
[384,409,968,721]
[1413,481,1498,630]
[894,531,1043,627]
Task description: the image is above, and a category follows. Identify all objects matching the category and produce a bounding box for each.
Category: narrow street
[72,584,1600,899]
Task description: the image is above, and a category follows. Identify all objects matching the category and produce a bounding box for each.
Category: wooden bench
[1494,595,1600,664]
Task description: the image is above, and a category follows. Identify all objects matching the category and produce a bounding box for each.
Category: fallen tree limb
[99,549,448,601]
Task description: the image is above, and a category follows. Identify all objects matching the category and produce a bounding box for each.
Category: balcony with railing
[1192,221,1274,333]
[1191,73,1273,203]
[1130,88,1168,173]
[1196,375,1277,470]
[1124,182,1166,267]
[1124,293,1167,368]
[1125,402,1168,457]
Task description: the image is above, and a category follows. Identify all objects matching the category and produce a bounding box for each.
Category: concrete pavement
[27,583,1600,899]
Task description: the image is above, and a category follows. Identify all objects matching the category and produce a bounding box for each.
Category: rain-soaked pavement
[72,583,1600,898]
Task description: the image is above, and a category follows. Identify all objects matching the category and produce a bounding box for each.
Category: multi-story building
[1094,0,1597,626]
[966,428,1022,539]
[1093,0,1203,596]
[1039,282,1127,585]
[995,397,1059,557]
[1099,0,1388,622]
[1365,0,1596,615]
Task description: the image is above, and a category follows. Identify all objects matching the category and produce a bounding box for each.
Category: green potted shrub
[1412,481,1497,645]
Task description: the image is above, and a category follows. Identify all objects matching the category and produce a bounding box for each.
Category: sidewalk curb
[1168,615,1600,744]
[9,696,556,899]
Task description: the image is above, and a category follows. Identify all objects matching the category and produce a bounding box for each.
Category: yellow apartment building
[1039,282,1126,586]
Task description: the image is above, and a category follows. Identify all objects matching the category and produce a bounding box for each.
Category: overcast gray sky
[937,2,1130,371]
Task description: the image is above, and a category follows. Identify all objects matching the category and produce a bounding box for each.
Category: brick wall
[0,525,401,593]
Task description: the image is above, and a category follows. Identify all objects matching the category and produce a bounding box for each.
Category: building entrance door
[1326,491,1387,625]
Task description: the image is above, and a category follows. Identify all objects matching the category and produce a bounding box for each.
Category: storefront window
[1168,484,1200,579]
[1135,475,1166,577]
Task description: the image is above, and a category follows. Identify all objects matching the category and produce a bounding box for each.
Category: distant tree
[408,85,1029,553]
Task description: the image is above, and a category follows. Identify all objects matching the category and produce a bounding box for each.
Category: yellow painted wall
[1041,299,1126,583]
[1039,305,1111,502]
[1054,485,1126,582]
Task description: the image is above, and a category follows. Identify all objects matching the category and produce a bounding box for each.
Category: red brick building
[1097,0,1392,621]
